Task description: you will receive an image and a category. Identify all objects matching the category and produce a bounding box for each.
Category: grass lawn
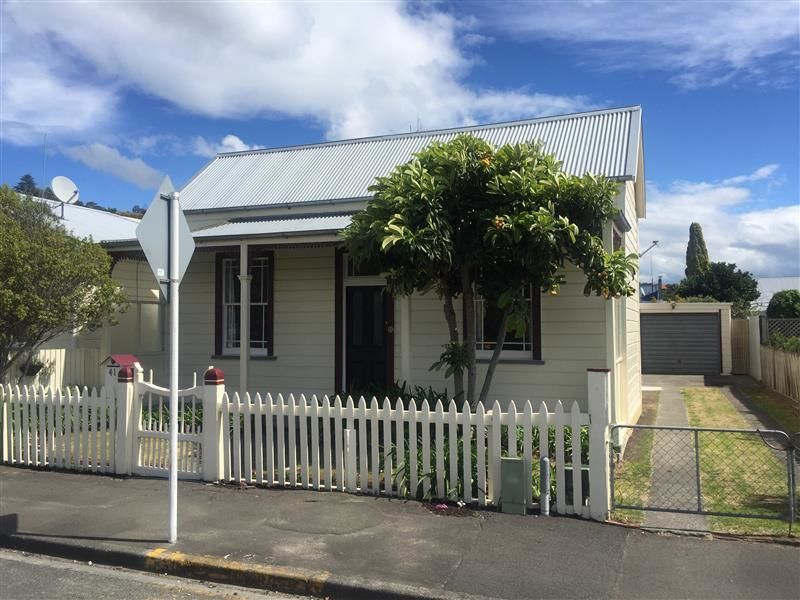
[610,391,658,525]
[682,387,796,537]
[733,379,800,434]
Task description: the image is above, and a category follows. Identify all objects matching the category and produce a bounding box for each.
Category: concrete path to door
[640,375,709,531]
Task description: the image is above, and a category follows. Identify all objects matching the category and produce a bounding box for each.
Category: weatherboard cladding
[179,106,640,212]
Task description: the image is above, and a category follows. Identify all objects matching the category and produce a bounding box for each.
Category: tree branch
[478,306,510,406]
[460,265,477,407]
[442,290,465,407]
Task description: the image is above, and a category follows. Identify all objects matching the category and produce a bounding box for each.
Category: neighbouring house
[640,277,666,301]
[101,105,646,425]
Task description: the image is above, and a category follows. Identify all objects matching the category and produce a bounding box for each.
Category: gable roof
[180,105,644,213]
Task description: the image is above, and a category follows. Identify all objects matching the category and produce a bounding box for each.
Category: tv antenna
[51,175,80,218]
[639,240,659,297]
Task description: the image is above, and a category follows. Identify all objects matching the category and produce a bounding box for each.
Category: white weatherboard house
[103,105,646,426]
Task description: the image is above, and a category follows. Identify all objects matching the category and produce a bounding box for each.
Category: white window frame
[221,256,271,356]
[474,286,534,360]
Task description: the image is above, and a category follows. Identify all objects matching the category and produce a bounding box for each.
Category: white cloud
[192,135,265,158]
[0,56,115,145]
[721,164,779,185]
[639,165,799,282]
[61,143,163,189]
[484,1,799,88]
[124,134,184,156]
[2,3,592,144]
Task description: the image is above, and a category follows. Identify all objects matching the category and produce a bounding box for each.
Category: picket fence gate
[1,366,613,521]
[132,373,205,479]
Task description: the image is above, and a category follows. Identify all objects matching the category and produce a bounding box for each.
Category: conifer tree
[685,222,709,278]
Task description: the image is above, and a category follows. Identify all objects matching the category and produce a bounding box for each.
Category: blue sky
[1,1,798,281]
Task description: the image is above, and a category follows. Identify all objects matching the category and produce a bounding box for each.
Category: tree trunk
[460,266,477,407]
[478,306,510,406]
[442,293,465,407]
[0,347,10,384]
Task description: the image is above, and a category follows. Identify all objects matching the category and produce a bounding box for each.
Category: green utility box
[500,457,527,515]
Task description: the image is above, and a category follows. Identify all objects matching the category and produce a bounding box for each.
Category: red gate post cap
[204,366,224,385]
[118,366,135,382]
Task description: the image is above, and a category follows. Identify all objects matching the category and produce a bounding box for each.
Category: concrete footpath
[641,375,709,531]
[1,467,798,600]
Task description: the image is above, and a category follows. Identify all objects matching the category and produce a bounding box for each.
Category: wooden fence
[1,367,614,521]
[731,319,750,375]
[760,346,800,403]
[4,347,101,389]
[221,392,594,515]
[1,385,116,472]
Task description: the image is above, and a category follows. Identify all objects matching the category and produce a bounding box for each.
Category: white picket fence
[1,366,613,520]
[1,384,116,472]
[221,392,594,515]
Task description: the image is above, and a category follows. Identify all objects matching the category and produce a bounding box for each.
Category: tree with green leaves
[343,135,637,407]
[12,174,57,201]
[13,174,38,196]
[766,289,800,319]
[675,261,759,318]
[685,222,709,278]
[0,186,127,382]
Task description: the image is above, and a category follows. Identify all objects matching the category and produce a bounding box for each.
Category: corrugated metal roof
[180,106,642,212]
[193,214,353,239]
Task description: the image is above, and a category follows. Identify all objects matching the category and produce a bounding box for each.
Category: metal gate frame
[610,424,796,522]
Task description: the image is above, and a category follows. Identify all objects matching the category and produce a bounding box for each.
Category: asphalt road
[0,549,302,600]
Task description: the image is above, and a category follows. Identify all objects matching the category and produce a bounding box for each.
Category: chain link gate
[611,425,797,523]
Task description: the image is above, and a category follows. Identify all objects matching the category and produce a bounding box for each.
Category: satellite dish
[51,176,79,204]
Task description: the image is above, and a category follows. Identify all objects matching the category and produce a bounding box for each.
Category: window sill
[210,354,277,361]
[476,358,545,365]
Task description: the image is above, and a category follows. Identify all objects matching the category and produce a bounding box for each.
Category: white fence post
[344,428,357,492]
[747,315,762,381]
[202,366,225,482]
[115,365,137,475]
[587,368,611,521]
[1,385,8,463]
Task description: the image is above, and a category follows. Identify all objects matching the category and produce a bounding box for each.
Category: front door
[345,286,393,393]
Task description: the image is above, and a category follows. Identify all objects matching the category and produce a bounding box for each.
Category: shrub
[347,380,449,408]
[769,332,800,355]
[766,289,800,319]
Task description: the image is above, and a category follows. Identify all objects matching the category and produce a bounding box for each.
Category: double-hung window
[215,250,274,356]
[474,286,541,361]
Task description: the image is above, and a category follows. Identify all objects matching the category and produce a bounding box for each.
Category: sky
[1,1,798,282]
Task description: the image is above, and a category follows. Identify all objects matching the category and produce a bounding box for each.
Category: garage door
[641,313,722,374]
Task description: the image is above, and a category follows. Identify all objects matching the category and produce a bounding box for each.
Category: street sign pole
[168,191,180,544]
[136,176,195,545]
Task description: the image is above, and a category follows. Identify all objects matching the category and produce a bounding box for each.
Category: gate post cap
[118,366,135,382]
[204,366,224,385]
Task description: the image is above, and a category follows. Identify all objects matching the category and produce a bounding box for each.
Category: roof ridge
[215,105,642,158]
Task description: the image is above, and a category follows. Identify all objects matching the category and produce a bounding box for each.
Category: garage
[640,303,731,375]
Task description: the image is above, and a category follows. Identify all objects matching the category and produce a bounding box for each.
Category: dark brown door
[345,286,393,393]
